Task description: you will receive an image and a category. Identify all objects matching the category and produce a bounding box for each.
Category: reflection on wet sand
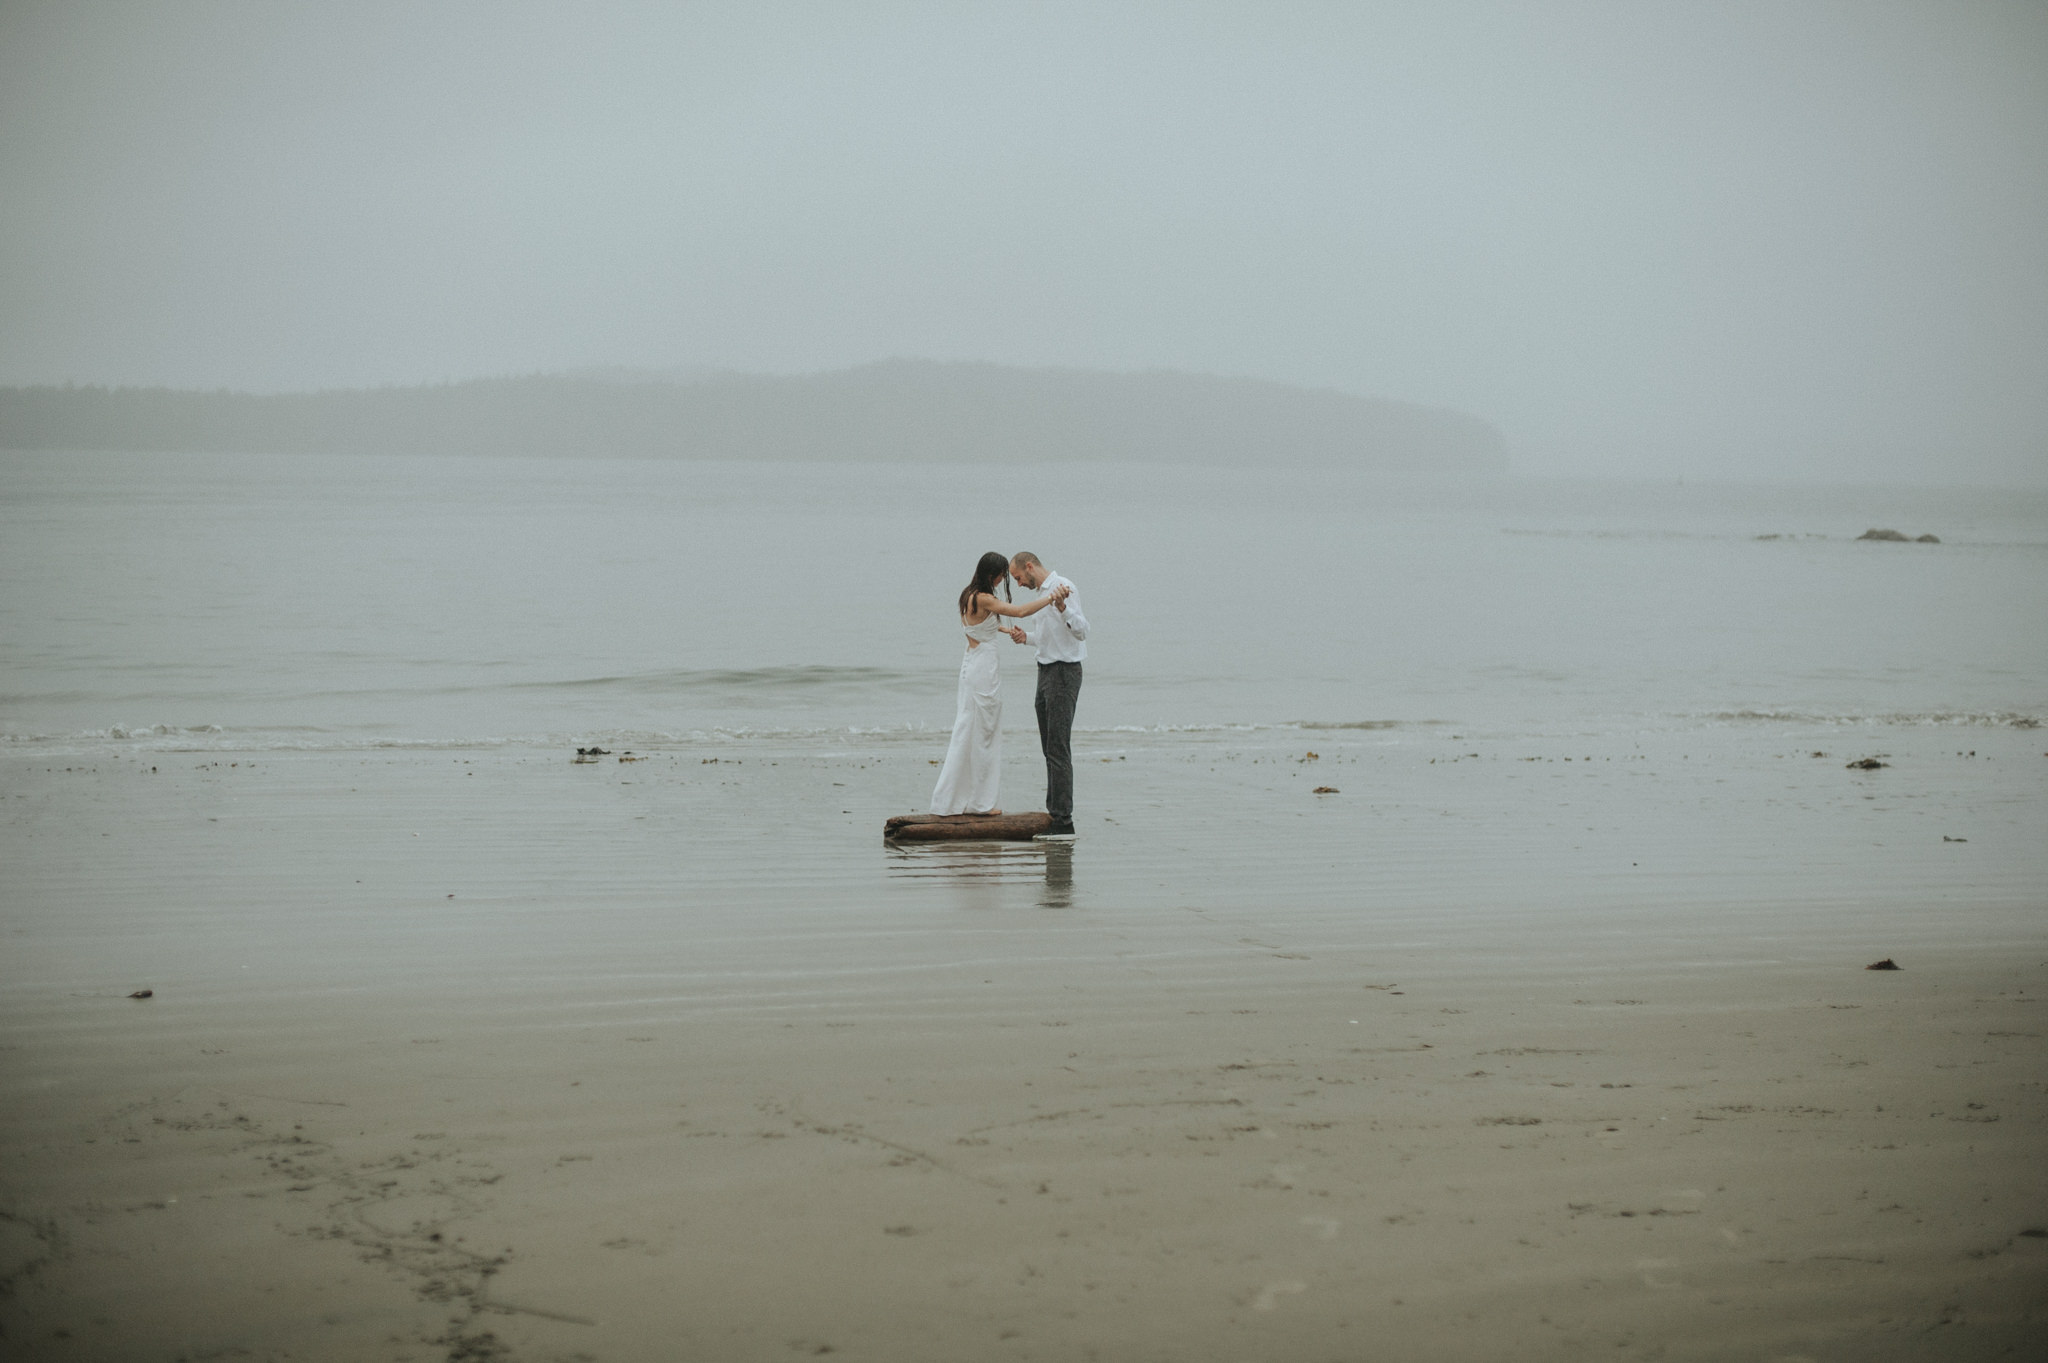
[887,839,1075,909]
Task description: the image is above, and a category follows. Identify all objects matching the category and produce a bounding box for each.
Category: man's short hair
[1010,551,1041,569]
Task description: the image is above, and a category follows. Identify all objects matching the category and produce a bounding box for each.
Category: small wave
[0,726,515,754]
[1100,722,1270,734]
[0,720,955,755]
[1088,719,1437,735]
[1499,528,1747,541]
[485,665,925,696]
[2,723,226,745]
[0,715,1453,753]
[1701,709,2042,728]
[1294,719,1433,730]
[13,708,2034,757]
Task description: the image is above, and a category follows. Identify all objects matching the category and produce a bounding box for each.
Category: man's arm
[1052,583,1088,641]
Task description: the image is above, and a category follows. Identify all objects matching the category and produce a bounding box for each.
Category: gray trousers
[1034,661,1082,820]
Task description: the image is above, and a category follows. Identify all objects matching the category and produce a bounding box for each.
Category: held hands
[1001,588,1065,645]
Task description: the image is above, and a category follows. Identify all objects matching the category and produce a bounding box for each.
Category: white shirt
[1022,569,1088,663]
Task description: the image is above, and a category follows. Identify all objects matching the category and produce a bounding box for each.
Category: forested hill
[0,360,1508,471]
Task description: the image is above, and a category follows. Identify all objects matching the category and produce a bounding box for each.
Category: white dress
[929,613,1004,814]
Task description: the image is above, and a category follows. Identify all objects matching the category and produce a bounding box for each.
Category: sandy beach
[6,0,2048,1353]
[3,719,2043,1361]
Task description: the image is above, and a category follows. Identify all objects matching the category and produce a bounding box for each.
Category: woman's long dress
[929,614,1004,814]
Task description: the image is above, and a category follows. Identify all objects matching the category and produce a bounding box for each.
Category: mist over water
[4,451,2042,755]
[3,3,2045,483]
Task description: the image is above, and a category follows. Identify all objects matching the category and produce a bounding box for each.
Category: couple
[929,550,1087,836]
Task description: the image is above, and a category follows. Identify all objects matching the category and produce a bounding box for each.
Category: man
[1004,551,1087,838]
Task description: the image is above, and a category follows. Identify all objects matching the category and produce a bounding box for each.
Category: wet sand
[2,723,2044,1360]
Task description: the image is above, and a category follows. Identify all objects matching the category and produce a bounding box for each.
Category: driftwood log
[884,811,1053,843]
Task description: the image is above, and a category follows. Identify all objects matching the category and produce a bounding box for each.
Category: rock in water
[1865,958,1901,971]
[1857,528,1910,541]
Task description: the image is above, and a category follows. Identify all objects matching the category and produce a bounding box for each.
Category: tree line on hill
[0,359,1508,471]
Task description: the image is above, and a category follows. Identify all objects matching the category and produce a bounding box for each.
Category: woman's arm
[977,590,1062,619]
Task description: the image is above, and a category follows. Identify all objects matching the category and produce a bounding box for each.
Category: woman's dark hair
[959,551,1012,617]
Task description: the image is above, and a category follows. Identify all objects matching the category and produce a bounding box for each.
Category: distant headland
[0,360,1508,472]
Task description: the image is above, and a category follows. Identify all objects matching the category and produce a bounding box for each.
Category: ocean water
[2,448,2045,1012]
[2,450,2043,754]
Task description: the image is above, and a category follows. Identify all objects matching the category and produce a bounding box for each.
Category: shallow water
[3,451,2043,753]
[3,447,2044,1019]
[3,448,2043,982]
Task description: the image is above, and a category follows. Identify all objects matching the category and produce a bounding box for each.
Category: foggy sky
[2,1,2044,482]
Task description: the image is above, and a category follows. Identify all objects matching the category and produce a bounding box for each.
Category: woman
[929,551,1067,815]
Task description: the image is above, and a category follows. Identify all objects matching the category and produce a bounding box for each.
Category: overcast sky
[2,1,2043,481]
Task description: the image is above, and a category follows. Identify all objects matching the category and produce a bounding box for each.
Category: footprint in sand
[1252,1281,1307,1312]
[1635,1257,1682,1289]
[0,1212,55,1284]
[356,1190,468,1238]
